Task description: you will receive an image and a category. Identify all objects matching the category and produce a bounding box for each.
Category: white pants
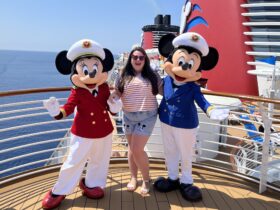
[161,122,197,184]
[52,133,112,195]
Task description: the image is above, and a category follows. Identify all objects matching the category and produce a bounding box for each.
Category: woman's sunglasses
[131,55,145,61]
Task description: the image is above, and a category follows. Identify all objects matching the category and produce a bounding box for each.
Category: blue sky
[0,0,184,54]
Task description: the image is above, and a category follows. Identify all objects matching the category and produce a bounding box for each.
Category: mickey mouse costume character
[41,39,121,209]
[153,32,229,201]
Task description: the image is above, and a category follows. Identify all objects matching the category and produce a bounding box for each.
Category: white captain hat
[172,32,209,56]
[66,39,105,62]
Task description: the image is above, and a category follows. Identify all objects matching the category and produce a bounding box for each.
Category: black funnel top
[143,14,179,33]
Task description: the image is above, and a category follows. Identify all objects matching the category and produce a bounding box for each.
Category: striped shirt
[115,74,159,112]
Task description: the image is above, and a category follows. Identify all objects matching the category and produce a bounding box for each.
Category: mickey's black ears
[200,47,219,71]
[158,33,176,58]
[55,51,73,75]
[102,48,114,72]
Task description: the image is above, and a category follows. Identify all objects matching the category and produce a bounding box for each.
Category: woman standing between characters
[109,46,161,195]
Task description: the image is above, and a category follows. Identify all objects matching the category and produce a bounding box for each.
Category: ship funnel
[154,14,163,25]
[163,15,171,26]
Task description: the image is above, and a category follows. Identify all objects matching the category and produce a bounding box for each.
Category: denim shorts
[123,109,158,136]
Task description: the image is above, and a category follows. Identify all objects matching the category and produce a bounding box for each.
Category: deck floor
[0,163,279,210]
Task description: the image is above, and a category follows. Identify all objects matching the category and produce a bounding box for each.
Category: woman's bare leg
[126,134,138,190]
[130,134,150,194]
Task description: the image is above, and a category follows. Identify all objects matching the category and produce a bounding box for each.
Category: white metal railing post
[242,150,247,174]
[254,143,258,168]
[258,102,272,193]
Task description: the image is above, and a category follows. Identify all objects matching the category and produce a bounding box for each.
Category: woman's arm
[155,71,163,95]
[109,74,122,103]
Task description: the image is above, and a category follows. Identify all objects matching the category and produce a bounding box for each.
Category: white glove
[107,98,122,113]
[209,108,229,121]
[43,97,60,117]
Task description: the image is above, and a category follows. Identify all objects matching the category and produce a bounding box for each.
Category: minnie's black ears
[55,49,114,74]
[158,33,176,58]
[200,47,219,71]
[102,48,114,72]
[55,51,73,75]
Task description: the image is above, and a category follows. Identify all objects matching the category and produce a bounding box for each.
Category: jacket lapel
[172,82,191,99]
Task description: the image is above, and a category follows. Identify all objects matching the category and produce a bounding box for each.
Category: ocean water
[0,50,74,178]
[0,50,72,91]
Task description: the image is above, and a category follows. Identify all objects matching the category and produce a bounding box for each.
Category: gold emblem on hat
[191,35,199,42]
[82,41,91,48]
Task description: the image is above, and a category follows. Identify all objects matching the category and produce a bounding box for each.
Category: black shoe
[180,183,202,202]
[153,177,180,192]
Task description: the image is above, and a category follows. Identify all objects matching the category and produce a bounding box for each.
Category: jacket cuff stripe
[60,108,67,118]
[206,106,214,117]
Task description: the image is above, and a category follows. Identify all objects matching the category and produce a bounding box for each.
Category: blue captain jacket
[159,76,213,129]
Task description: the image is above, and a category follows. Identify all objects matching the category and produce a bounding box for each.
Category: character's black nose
[89,70,97,78]
[182,63,189,70]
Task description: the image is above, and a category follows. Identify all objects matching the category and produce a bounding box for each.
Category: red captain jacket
[58,83,114,139]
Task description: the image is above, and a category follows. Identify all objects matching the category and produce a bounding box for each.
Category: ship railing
[0,87,280,194]
[45,130,71,165]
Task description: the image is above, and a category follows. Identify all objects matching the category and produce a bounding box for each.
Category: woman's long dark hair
[117,47,159,95]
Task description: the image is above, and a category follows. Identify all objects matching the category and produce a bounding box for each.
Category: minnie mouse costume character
[153,32,229,201]
[41,39,121,209]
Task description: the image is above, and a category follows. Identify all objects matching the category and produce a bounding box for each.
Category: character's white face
[71,56,108,89]
[164,48,202,84]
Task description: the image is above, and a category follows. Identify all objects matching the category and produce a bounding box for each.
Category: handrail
[201,89,280,104]
[246,51,280,57]
[243,22,280,26]
[241,3,280,8]
[245,41,280,46]
[0,128,69,144]
[1,86,280,105]
[242,12,280,16]
[0,87,71,97]
[244,32,280,36]
[0,119,73,133]
[0,98,67,108]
